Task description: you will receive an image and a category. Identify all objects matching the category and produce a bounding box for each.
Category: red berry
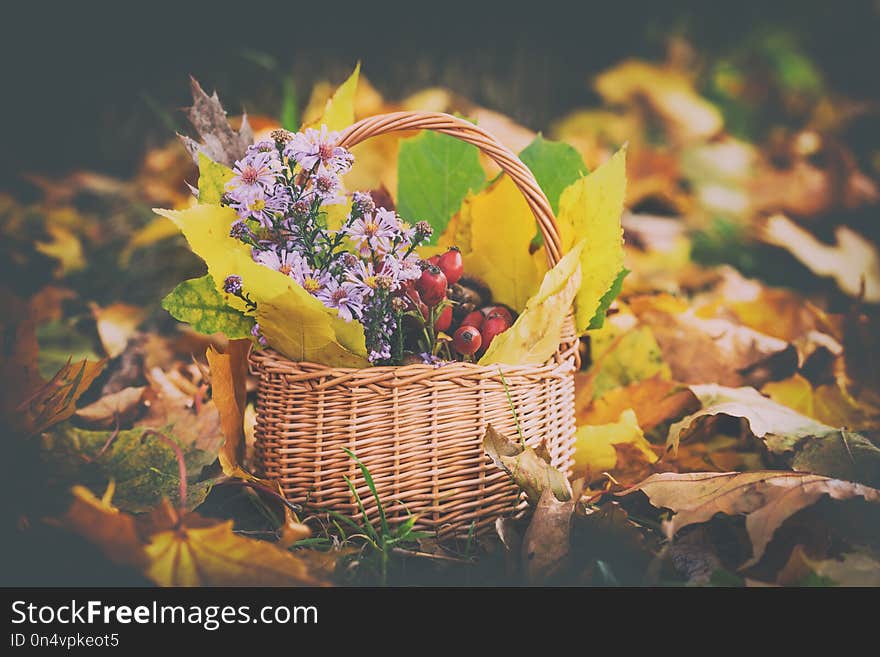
[481,305,514,325]
[427,255,441,267]
[480,315,509,353]
[434,304,453,332]
[453,325,482,356]
[437,247,463,286]
[416,265,447,306]
[461,310,484,330]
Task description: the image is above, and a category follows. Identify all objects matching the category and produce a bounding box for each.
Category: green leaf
[519,135,588,214]
[197,153,234,205]
[397,130,485,244]
[41,421,223,512]
[587,267,628,330]
[161,274,254,339]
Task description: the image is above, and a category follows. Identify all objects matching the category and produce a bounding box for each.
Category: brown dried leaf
[205,339,249,475]
[522,487,577,584]
[179,77,253,168]
[630,294,797,387]
[91,303,147,359]
[620,471,880,568]
[483,425,572,504]
[74,386,146,428]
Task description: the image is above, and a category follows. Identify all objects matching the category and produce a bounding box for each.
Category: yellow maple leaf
[461,176,543,312]
[556,147,627,333]
[479,241,583,366]
[156,204,368,367]
[573,408,658,479]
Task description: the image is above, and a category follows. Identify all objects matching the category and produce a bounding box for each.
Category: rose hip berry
[416,265,447,306]
[434,304,453,332]
[461,310,484,330]
[437,247,463,286]
[453,325,482,356]
[480,314,510,353]
[481,305,514,325]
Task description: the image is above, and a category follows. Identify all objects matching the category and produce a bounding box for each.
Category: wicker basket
[250,112,578,538]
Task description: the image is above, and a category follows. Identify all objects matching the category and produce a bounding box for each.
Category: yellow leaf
[144,518,320,586]
[120,215,182,265]
[206,340,249,474]
[35,225,86,276]
[156,204,368,367]
[762,374,880,431]
[461,176,543,311]
[306,63,360,131]
[91,302,147,358]
[573,409,658,480]
[479,241,583,366]
[557,147,627,333]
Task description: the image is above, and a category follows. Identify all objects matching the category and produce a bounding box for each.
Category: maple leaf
[59,487,324,586]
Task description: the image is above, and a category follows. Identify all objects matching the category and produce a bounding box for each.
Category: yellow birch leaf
[557,147,627,333]
[573,408,658,479]
[306,63,360,131]
[462,176,543,311]
[155,205,368,367]
[479,241,583,366]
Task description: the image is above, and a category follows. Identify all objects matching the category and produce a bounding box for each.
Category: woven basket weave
[250,112,578,538]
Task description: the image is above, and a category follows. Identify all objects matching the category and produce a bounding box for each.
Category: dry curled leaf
[620,471,880,568]
[205,339,249,474]
[179,77,254,168]
[74,386,146,429]
[482,425,571,504]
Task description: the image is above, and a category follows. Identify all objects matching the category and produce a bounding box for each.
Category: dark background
[1,0,879,183]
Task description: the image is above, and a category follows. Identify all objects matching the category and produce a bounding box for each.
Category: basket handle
[337,111,563,267]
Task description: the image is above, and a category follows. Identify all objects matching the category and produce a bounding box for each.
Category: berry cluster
[401,247,516,363]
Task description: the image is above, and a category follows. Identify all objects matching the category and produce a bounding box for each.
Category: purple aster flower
[231,185,291,226]
[382,253,422,285]
[418,352,443,366]
[305,167,345,205]
[285,126,352,173]
[316,278,364,322]
[351,191,376,214]
[229,220,251,241]
[345,260,379,298]
[226,151,279,199]
[223,275,243,295]
[246,140,278,156]
[346,208,398,253]
[252,248,306,278]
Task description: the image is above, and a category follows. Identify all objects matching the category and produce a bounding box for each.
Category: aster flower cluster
[219,126,433,364]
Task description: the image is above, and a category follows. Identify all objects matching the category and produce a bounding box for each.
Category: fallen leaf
[578,374,699,431]
[620,471,880,568]
[762,374,880,431]
[573,409,658,482]
[595,59,723,141]
[35,225,86,276]
[482,425,571,505]
[478,242,583,366]
[206,340,249,474]
[59,487,323,586]
[631,295,797,387]
[778,545,880,587]
[668,384,880,486]
[91,303,147,359]
[522,487,577,584]
[74,386,146,429]
[759,214,880,303]
[17,358,106,436]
